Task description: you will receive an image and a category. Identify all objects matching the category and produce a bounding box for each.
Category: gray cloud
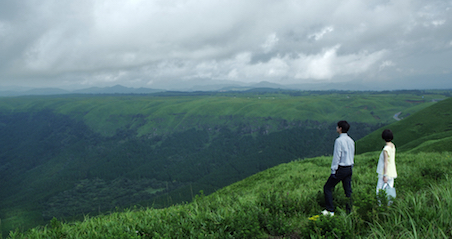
[1,0,452,90]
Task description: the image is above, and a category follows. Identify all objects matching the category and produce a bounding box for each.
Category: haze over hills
[0,82,290,96]
[0,85,164,96]
[1,80,436,97]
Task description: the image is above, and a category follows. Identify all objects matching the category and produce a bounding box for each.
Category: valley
[0,89,449,236]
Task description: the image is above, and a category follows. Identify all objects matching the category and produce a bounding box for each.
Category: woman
[376,129,397,195]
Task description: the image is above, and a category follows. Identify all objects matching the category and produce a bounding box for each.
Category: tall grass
[368,180,452,238]
[6,151,452,238]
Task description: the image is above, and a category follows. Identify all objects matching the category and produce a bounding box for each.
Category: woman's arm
[383,150,389,183]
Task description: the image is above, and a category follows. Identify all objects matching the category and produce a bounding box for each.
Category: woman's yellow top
[376,144,397,178]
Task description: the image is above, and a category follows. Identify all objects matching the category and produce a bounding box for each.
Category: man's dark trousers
[324,165,352,213]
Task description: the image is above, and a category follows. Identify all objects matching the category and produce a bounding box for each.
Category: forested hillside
[0,90,449,235]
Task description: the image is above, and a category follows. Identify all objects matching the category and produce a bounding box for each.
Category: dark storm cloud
[1,0,451,90]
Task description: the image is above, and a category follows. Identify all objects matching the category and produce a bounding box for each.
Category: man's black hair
[337,121,350,133]
[382,129,393,142]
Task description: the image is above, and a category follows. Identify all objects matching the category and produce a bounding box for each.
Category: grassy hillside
[0,90,444,137]
[0,90,449,236]
[356,97,452,154]
[7,151,452,238]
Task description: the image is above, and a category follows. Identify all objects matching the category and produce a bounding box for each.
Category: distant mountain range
[0,81,390,97]
[0,85,164,96]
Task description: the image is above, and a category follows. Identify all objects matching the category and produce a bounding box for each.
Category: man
[322,120,355,216]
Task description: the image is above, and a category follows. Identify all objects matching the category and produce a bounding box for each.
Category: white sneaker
[321,210,334,216]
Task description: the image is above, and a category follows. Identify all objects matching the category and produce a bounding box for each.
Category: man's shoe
[321,210,334,216]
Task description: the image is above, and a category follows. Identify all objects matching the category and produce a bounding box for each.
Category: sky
[1,0,452,91]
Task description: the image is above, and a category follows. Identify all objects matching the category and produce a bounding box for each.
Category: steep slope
[356,97,452,154]
[8,151,452,238]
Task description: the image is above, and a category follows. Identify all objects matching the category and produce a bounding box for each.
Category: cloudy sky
[1,0,452,91]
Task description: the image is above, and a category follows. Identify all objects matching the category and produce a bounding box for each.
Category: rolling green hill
[356,97,452,154]
[7,151,452,237]
[0,90,449,236]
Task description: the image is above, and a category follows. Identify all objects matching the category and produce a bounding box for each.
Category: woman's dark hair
[337,121,350,133]
[382,129,393,142]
